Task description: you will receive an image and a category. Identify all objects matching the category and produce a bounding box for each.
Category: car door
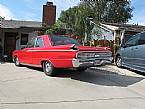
[31,37,45,65]
[20,38,36,64]
[121,35,139,66]
[133,32,145,68]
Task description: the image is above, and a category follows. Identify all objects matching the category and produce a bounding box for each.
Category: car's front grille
[77,52,112,59]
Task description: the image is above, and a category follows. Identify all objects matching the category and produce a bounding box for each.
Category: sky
[0,0,145,25]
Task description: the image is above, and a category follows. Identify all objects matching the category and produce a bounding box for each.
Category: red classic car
[12,35,112,76]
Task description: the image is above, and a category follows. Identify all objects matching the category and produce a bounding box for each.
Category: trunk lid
[77,46,110,52]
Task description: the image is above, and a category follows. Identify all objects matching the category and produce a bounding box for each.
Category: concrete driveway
[0,63,145,109]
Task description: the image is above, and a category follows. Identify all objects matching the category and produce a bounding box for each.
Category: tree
[57,0,133,42]
[80,0,133,23]
[46,20,66,35]
[58,6,94,37]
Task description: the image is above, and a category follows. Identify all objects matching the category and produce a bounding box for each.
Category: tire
[76,67,88,72]
[43,61,56,76]
[116,56,122,68]
[14,57,21,66]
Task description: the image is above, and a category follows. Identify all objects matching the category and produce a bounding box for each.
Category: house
[100,23,145,44]
[0,19,43,57]
[0,2,56,58]
[91,22,145,54]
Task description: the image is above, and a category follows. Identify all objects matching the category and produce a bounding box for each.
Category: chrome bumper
[72,57,113,68]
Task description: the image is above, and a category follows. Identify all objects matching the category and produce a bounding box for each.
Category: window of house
[21,34,28,45]
[35,37,44,47]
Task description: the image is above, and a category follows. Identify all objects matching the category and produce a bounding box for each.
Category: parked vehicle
[115,31,145,73]
[13,35,112,76]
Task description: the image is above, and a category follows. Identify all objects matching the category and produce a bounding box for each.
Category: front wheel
[116,56,122,68]
[43,61,56,76]
[14,57,21,66]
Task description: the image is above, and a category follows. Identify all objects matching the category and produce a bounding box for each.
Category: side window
[35,37,44,47]
[125,35,139,47]
[26,38,36,48]
[138,32,145,45]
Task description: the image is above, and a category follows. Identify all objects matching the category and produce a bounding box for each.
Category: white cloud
[0,4,15,20]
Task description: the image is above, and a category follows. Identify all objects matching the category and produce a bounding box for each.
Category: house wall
[91,26,114,41]
[0,29,38,55]
[0,29,5,50]
[91,25,125,56]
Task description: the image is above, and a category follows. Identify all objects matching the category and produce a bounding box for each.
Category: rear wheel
[14,57,21,66]
[43,61,56,76]
[116,56,122,68]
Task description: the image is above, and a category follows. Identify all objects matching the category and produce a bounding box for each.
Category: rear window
[50,35,80,46]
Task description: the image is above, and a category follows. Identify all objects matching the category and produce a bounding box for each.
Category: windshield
[50,35,80,46]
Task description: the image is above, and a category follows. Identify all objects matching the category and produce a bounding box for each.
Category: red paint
[12,35,112,69]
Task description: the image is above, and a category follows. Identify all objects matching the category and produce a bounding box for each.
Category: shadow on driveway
[25,66,144,87]
[55,68,144,87]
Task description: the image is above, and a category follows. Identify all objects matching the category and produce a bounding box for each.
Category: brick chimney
[42,2,56,26]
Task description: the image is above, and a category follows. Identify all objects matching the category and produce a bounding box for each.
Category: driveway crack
[1,97,145,105]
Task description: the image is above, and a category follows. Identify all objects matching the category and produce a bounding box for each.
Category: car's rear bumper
[72,57,113,68]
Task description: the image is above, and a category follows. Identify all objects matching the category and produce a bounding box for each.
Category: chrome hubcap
[116,57,121,67]
[45,62,52,73]
[15,58,19,65]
